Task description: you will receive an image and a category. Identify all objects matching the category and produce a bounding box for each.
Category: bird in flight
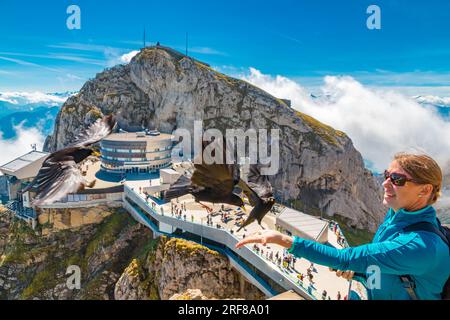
[22,115,116,206]
[163,138,245,213]
[237,164,275,231]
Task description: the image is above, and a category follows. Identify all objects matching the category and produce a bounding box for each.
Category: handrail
[123,185,318,299]
[123,198,277,296]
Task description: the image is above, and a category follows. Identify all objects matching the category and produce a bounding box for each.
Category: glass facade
[100,134,173,174]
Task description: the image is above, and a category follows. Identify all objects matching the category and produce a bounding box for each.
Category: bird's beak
[240,206,247,213]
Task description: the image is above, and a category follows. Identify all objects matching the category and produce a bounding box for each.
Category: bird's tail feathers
[237,216,253,232]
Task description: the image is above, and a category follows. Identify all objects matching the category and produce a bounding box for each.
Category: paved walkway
[125,179,353,300]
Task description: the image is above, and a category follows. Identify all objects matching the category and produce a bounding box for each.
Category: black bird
[22,115,116,206]
[163,138,246,212]
[237,164,275,231]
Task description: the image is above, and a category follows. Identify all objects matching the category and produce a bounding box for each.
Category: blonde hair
[394,153,443,205]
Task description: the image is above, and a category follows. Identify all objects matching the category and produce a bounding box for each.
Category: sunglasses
[384,170,416,187]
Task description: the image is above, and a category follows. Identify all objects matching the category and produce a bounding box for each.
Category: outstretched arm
[236,230,436,276]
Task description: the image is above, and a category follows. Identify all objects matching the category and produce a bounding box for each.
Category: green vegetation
[194,61,240,87]
[21,260,62,299]
[167,237,219,256]
[85,211,130,259]
[332,215,375,246]
[88,107,103,119]
[295,111,346,147]
[19,211,131,299]
[79,273,109,300]
[62,105,76,114]
[134,237,160,265]
[2,208,162,300]
[2,220,39,264]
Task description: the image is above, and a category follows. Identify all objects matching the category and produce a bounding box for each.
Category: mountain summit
[44,46,384,232]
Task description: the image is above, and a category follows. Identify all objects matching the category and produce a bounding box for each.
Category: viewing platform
[122,179,351,300]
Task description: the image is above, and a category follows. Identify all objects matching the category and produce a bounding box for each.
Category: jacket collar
[387,205,437,227]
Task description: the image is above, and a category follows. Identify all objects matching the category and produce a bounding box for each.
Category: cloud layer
[0,125,46,170]
[0,91,69,105]
[414,95,450,107]
[241,68,450,172]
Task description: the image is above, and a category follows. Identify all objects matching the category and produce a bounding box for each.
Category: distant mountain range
[0,91,75,139]
[414,95,450,118]
[0,106,60,139]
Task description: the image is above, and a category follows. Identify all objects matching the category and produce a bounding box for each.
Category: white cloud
[189,47,227,56]
[120,50,140,63]
[0,125,46,169]
[105,50,140,67]
[414,95,450,107]
[241,68,450,172]
[0,91,69,105]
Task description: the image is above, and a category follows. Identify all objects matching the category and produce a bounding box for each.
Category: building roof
[275,207,328,242]
[0,151,49,178]
[103,132,173,143]
[160,168,179,175]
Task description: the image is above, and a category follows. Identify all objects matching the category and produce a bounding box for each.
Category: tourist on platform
[235,153,449,300]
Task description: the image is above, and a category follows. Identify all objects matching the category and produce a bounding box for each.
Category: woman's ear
[420,184,434,197]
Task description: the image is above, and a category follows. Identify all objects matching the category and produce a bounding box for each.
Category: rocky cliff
[0,206,152,299]
[0,206,263,300]
[44,46,384,232]
[114,236,264,300]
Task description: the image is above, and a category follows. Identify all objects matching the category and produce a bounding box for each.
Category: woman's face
[382,161,430,212]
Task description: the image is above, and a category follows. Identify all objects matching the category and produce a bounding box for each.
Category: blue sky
[1,0,450,94]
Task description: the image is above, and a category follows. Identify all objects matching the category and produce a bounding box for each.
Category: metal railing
[123,197,277,297]
[123,185,319,300]
[5,200,36,219]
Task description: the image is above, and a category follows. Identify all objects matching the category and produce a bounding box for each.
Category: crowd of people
[171,200,187,220]
[154,196,350,300]
[329,221,348,248]
[250,236,349,300]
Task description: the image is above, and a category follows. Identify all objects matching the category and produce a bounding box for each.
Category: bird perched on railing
[21,115,116,206]
[236,164,275,231]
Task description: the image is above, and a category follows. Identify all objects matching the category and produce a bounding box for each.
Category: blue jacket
[288,206,450,300]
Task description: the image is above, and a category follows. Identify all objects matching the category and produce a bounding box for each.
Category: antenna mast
[185,32,188,56]
[143,27,146,48]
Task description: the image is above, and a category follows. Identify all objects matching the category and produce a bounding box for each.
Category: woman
[235,153,450,300]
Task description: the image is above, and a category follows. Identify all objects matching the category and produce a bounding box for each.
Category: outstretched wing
[22,155,85,206]
[237,164,273,206]
[70,114,116,148]
[191,138,236,194]
[237,179,260,207]
[247,164,273,200]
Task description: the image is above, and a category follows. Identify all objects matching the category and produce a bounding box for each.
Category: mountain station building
[100,130,173,175]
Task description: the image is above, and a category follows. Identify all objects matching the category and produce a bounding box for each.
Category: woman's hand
[235,230,293,249]
[330,268,354,281]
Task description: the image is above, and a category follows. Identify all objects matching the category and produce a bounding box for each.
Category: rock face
[0,207,264,300]
[114,237,265,300]
[44,46,384,232]
[37,205,120,233]
[0,207,153,300]
[169,289,210,300]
